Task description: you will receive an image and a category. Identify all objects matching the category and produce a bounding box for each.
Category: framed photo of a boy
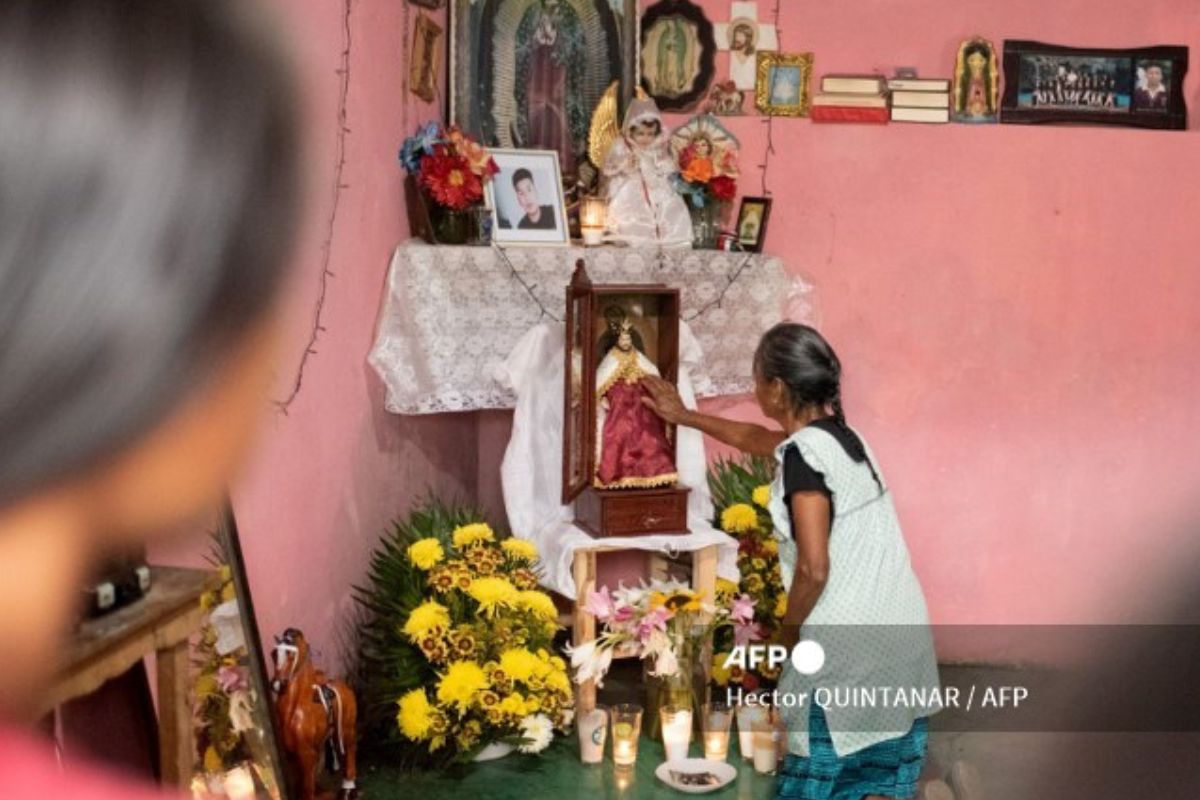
[485,149,570,246]
[735,196,771,252]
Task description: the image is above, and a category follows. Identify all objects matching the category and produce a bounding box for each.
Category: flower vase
[644,640,698,741]
[473,741,515,762]
[689,201,724,250]
[429,204,473,245]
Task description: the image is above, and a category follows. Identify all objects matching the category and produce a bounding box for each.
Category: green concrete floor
[359,735,779,800]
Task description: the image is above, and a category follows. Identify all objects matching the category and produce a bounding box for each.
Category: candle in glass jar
[223,766,256,800]
[735,705,763,761]
[611,704,643,767]
[578,706,608,764]
[701,702,732,762]
[752,710,779,775]
[660,706,692,762]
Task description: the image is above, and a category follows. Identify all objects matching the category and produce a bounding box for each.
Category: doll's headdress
[622,94,663,135]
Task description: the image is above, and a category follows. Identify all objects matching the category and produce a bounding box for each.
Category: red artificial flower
[420,151,483,210]
[709,175,737,202]
[742,671,761,691]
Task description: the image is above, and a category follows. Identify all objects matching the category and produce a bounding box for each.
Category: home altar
[368,241,808,415]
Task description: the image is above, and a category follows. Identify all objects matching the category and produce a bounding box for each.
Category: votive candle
[752,709,780,775]
[578,705,608,764]
[736,704,764,761]
[702,702,733,762]
[660,705,693,762]
[611,704,643,767]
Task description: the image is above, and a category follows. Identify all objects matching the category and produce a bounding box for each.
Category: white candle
[223,766,256,800]
[613,738,637,766]
[703,729,729,761]
[660,707,692,762]
[735,705,763,761]
[578,707,608,764]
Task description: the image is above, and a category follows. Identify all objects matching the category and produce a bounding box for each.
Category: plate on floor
[655,759,737,793]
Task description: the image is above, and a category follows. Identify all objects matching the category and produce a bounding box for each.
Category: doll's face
[630,122,658,148]
[694,137,712,157]
[617,330,633,351]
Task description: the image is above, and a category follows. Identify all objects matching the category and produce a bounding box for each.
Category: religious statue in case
[953,36,1000,123]
[563,261,690,537]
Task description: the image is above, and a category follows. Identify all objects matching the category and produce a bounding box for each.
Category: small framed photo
[485,149,570,247]
[756,51,813,117]
[1001,40,1188,130]
[735,196,772,252]
[409,12,442,103]
[407,0,444,9]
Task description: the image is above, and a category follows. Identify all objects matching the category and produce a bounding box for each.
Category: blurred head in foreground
[0,0,299,717]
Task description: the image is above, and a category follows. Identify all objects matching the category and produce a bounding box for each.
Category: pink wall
[676,0,1200,629]
[159,0,1200,671]
[155,0,475,672]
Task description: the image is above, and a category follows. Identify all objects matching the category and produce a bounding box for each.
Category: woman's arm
[640,375,784,457]
[782,491,831,628]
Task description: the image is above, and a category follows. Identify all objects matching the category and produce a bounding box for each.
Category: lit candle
[752,710,779,775]
[701,702,732,762]
[660,705,692,762]
[579,196,607,246]
[610,704,643,767]
[614,764,635,792]
[223,766,256,800]
[735,704,763,761]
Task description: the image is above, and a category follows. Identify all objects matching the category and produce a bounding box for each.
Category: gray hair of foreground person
[0,0,301,507]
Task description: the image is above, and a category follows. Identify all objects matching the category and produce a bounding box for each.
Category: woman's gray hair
[0,0,301,506]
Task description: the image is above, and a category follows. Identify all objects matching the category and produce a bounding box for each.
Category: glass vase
[644,637,699,741]
[689,201,724,249]
[429,204,473,245]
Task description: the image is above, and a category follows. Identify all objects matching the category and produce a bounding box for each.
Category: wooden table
[40,566,218,787]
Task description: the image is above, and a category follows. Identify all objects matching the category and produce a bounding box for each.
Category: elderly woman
[643,324,940,800]
[0,0,299,795]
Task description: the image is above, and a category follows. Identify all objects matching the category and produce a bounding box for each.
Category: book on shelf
[891,90,950,109]
[887,77,951,92]
[812,92,888,108]
[820,74,887,94]
[890,106,950,124]
[811,105,889,124]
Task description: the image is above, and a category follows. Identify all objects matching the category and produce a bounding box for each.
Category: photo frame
[641,0,716,112]
[756,51,814,117]
[1001,40,1188,130]
[450,0,639,185]
[408,0,444,8]
[485,148,571,246]
[409,12,442,104]
[735,196,772,253]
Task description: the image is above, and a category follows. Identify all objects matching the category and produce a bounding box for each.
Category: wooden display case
[562,260,689,537]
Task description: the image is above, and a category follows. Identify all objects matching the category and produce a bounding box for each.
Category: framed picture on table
[409,12,442,103]
[1000,40,1188,130]
[485,149,570,246]
[735,196,771,252]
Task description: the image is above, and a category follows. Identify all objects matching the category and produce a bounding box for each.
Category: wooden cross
[714,1,779,91]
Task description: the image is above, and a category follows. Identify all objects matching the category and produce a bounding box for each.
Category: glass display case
[562,260,690,537]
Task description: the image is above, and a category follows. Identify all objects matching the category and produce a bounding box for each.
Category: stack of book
[888,77,951,124]
[811,75,888,123]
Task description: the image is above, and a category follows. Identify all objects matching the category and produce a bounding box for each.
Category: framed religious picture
[562,261,689,537]
[1000,41,1188,130]
[953,36,1000,123]
[735,196,771,252]
[705,80,746,115]
[409,12,442,103]
[714,1,778,91]
[640,0,716,112]
[756,51,814,116]
[485,149,571,246]
[450,0,639,187]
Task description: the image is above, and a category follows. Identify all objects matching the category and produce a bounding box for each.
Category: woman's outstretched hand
[641,375,689,424]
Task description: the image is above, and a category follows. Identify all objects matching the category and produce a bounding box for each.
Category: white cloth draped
[496,321,739,599]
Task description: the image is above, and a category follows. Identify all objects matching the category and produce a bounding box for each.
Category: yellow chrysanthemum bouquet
[708,456,788,691]
[355,500,571,767]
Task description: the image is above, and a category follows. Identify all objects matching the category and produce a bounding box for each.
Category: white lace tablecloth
[369,240,812,414]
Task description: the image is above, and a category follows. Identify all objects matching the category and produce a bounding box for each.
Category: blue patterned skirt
[775,705,929,800]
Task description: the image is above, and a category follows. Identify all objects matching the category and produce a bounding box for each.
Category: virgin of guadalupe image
[594,309,678,489]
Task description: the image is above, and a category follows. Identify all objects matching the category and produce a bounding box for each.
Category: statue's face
[630,123,657,148]
[695,137,712,157]
[617,330,633,351]
[967,51,987,75]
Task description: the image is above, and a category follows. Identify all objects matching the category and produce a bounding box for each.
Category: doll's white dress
[602,137,693,249]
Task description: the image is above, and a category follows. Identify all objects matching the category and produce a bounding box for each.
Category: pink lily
[584,587,616,621]
[730,594,756,625]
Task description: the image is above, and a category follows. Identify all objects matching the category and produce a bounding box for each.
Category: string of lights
[758,0,783,196]
[683,251,756,321]
[493,245,563,323]
[274,0,354,415]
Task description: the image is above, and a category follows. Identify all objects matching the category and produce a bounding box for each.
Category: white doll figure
[602,97,693,248]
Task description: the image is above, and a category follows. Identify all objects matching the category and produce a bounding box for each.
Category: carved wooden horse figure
[271,628,358,800]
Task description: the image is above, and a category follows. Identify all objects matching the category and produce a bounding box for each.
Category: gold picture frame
[755,51,813,116]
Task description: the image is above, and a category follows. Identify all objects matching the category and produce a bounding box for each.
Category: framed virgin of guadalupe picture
[450,0,639,186]
[640,0,716,112]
